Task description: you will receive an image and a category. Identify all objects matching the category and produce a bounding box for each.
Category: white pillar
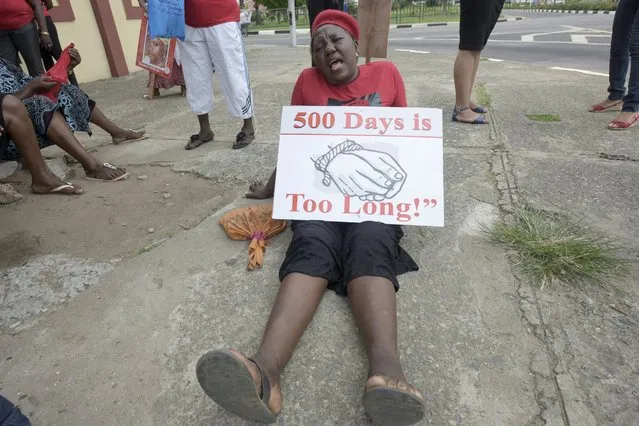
[288,0,297,47]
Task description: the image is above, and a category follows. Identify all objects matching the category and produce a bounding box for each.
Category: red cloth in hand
[42,43,75,102]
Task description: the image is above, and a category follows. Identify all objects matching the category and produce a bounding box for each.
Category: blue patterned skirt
[1,84,95,161]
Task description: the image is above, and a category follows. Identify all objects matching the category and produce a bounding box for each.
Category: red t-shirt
[0,0,35,31]
[185,0,240,28]
[291,61,407,108]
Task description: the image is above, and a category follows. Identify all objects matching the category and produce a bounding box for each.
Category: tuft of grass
[484,206,628,289]
[526,114,561,122]
[475,83,492,109]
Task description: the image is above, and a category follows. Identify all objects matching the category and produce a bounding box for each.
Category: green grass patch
[526,114,561,122]
[484,206,628,289]
[475,83,492,110]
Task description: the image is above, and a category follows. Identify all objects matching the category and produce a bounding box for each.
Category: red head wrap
[311,10,360,42]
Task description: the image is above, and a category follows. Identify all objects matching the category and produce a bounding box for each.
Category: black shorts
[459,0,506,51]
[279,221,418,296]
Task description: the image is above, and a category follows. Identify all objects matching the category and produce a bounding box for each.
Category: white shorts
[178,22,253,118]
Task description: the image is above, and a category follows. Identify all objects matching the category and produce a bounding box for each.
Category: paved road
[245,11,614,74]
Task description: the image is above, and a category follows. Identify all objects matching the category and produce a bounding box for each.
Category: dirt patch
[0,165,236,269]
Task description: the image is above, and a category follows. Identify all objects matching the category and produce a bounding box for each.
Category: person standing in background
[307,0,344,66]
[138,0,186,99]
[179,0,255,150]
[451,0,505,124]
[39,0,79,86]
[0,0,52,76]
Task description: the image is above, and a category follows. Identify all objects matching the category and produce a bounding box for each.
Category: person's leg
[343,222,423,424]
[196,221,342,422]
[178,27,215,149]
[12,22,45,76]
[88,105,145,144]
[46,111,128,180]
[0,30,20,67]
[207,22,255,149]
[454,0,488,123]
[1,94,82,194]
[610,5,639,128]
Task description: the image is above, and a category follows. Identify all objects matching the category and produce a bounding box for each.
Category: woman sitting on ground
[0,49,145,178]
[194,10,425,426]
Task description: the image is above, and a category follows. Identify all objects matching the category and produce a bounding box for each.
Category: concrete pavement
[0,44,638,425]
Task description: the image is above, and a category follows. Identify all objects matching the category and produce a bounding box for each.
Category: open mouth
[329,59,343,72]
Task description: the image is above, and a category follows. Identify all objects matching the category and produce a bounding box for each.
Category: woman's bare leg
[2,95,82,194]
[454,50,485,123]
[46,111,127,180]
[88,106,145,144]
[204,273,327,414]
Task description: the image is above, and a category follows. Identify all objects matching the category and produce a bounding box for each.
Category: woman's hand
[40,32,53,51]
[246,181,274,199]
[69,48,82,71]
[26,76,58,95]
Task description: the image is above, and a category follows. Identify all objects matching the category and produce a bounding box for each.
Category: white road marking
[550,67,608,77]
[570,35,590,44]
[487,58,504,62]
[396,49,430,54]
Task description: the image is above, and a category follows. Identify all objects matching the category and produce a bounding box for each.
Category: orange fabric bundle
[42,43,75,102]
[219,204,287,270]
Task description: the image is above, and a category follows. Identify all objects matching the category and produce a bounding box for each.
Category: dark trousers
[0,21,45,76]
[0,394,31,426]
[307,0,345,66]
[608,0,639,112]
[40,16,78,86]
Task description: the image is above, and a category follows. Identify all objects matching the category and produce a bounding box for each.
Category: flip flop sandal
[112,130,148,145]
[452,107,488,124]
[472,105,489,114]
[85,163,129,182]
[363,382,425,426]
[233,131,255,150]
[608,113,639,130]
[589,101,623,113]
[185,133,214,150]
[196,350,277,424]
[48,183,83,195]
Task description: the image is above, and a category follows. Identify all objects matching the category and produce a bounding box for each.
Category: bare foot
[229,349,283,416]
[365,375,423,400]
[112,129,146,145]
[32,173,83,195]
[85,163,129,181]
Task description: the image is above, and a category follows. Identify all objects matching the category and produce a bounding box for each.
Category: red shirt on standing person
[0,0,35,30]
[184,0,240,28]
[291,61,407,108]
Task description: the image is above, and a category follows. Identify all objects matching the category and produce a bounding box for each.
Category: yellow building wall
[53,0,112,83]
[110,0,145,75]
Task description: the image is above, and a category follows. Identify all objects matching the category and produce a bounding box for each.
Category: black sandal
[185,133,214,150]
[196,349,277,424]
[363,376,425,425]
[233,131,255,150]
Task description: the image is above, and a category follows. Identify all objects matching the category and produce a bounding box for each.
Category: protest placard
[273,106,444,227]
[357,0,392,62]
[136,16,177,79]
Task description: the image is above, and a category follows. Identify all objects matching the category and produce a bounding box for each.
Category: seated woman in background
[194,10,425,426]
[0,49,145,184]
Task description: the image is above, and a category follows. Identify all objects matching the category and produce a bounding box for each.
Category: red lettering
[322,112,335,129]
[345,112,362,129]
[293,112,306,129]
[308,112,320,129]
[303,199,317,213]
[413,113,420,130]
[343,196,361,214]
[379,202,394,216]
[362,201,377,215]
[318,200,332,213]
[421,118,432,131]
[394,118,404,131]
[286,193,304,212]
[365,117,377,131]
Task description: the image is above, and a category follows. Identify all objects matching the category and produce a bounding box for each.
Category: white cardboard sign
[273,106,444,227]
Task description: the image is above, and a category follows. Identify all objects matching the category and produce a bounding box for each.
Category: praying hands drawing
[313,140,407,201]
